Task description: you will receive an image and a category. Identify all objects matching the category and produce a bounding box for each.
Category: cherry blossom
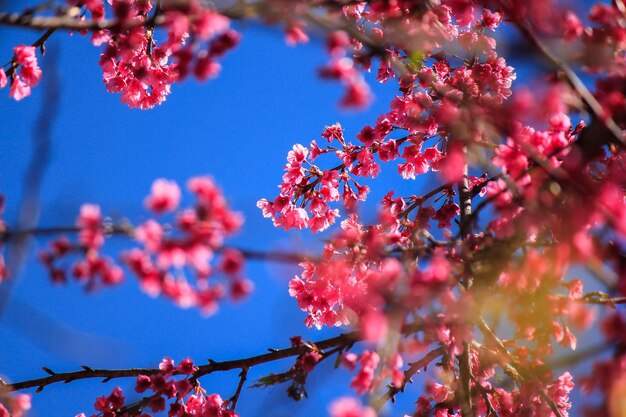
[2,1,626,417]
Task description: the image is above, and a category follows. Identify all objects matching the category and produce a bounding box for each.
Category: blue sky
[0,14,434,417]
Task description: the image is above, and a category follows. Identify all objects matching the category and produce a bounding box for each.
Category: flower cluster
[414,370,574,417]
[0,393,30,417]
[258,2,625,417]
[40,204,124,290]
[125,177,250,315]
[80,357,237,417]
[3,1,626,417]
[251,336,324,401]
[0,46,42,101]
[39,176,250,315]
[94,0,238,108]
[259,4,516,231]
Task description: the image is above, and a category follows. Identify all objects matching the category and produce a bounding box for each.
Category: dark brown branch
[457,159,474,417]
[471,341,566,417]
[471,374,499,417]
[1,320,425,394]
[227,367,248,411]
[0,225,317,263]
[371,346,444,411]
[515,21,625,149]
[539,390,565,417]
[580,295,626,305]
[399,182,453,219]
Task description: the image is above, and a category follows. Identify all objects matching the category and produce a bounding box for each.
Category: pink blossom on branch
[2,1,626,417]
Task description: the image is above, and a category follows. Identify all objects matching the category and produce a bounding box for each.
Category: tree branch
[514,20,625,149]
[1,320,425,394]
[227,367,248,411]
[457,159,474,417]
[371,346,444,411]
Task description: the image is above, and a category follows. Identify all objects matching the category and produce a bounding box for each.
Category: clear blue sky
[0,12,432,417]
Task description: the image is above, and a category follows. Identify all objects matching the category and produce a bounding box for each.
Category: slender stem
[4,27,55,77]
[228,367,248,411]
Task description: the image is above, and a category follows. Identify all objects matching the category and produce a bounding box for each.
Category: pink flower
[159,357,175,374]
[230,278,253,301]
[340,353,358,370]
[220,248,244,275]
[256,198,275,218]
[357,125,376,146]
[285,22,309,46]
[322,123,345,143]
[326,31,350,56]
[434,202,460,229]
[135,375,151,393]
[427,382,450,403]
[77,204,104,249]
[360,310,388,342]
[279,206,309,230]
[20,64,42,87]
[194,10,230,40]
[145,179,181,214]
[0,69,7,89]
[13,46,37,66]
[177,357,196,375]
[329,397,376,417]
[341,79,372,109]
[135,220,163,252]
[194,55,221,81]
[350,351,380,394]
[481,9,502,29]
[9,78,31,101]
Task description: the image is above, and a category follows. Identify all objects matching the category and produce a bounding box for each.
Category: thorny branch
[1,321,426,394]
[514,20,626,149]
[371,346,445,411]
[227,367,248,411]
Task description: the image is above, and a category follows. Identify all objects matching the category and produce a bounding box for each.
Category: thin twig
[228,367,248,411]
[371,346,444,411]
[515,20,625,149]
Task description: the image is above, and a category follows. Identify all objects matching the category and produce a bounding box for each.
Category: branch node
[41,367,55,375]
